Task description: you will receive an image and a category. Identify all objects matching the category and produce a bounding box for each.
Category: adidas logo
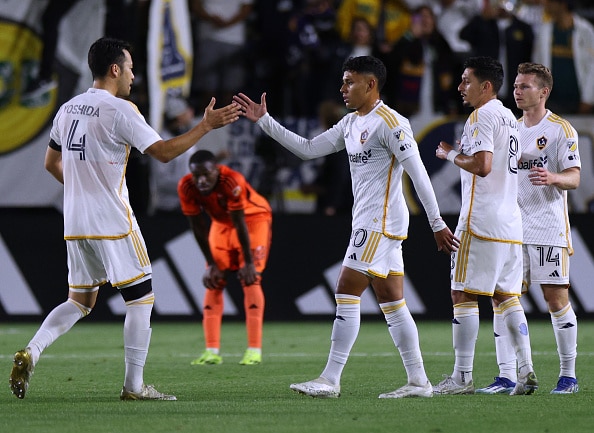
[549,270,560,278]
[348,253,357,260]
[560,322,575,329]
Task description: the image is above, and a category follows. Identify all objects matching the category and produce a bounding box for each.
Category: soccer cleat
[239,349,262,365]
[120,384,177,401]
[510,371,538,395]
[378,381,433,399]
[475,376,516,395]
[550,376,579,394]
[190,350,222,365]
[290,377,340,398]
[432,375,475,395]
[9,348,34,399]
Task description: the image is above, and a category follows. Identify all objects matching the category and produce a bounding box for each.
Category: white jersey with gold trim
[456,99,522,242]
[257,101,444,237]
[518,110,580,247]
[49,88,162,239]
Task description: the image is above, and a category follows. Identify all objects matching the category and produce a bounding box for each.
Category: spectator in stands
[189,0,253,111]
[336,0,412,56]
[22,0,81,103]
[515,0,545,34]
[460,0,534,111]
[433,0,482,63]
[383,4,462,117]
[532,0,594,114]
[285,0,341,117]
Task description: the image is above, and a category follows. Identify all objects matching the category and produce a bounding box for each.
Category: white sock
[493,305,517,382]
[28,299,91,365]
[550,303,577,378]
[320,294,360,386]
[381,299,428,386]
[123,293,154,392]
[500,297,533,374]
[452,302,479,385]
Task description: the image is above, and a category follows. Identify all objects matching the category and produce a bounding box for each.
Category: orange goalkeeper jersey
[177,165,271,224]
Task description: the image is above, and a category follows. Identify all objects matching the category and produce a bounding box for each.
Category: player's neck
[357,98,381,116]
[522,106,547,128]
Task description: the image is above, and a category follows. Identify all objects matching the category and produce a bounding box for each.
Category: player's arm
[234,92,341,160]
[187,214,215,266]
[528,166,580,190]
[187,213,226,289]
[44,142,63,184]
[230,209,258,286]
[436,141,492,177]
[145,98,240,163]
[401,154,459,254]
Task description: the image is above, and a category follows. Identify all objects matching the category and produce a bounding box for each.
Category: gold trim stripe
[361,231,381,263]
[376,106,400,129]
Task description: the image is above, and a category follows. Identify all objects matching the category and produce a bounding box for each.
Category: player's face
[340,70,373,111]
[458,68,482,108]
[115,50,134,98]
[514,73,546,111]
[190,161,219,195]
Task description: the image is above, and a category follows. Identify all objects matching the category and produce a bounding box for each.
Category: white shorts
[522,244,570,293]
[451,231,522,296]
[66,230,152,289]
[342,229,404,278]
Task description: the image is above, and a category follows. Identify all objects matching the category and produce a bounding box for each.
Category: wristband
[447,150,459,163]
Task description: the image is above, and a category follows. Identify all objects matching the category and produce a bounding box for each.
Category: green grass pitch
[1,320,592,433]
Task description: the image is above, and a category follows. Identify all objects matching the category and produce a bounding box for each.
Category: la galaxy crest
[537,135,547,150]
[360,129,369,144]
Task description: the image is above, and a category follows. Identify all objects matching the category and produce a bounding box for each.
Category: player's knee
[118,279,153,302]
[207,279,227,291]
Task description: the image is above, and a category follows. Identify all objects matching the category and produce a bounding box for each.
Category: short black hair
[189,150,216,167]
[88,37,132,80]
[463,56,504,94]
[342,56,387,91]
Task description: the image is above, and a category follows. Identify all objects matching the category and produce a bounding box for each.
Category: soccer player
[476,62,581,395]
[433,56,538,396]
[178,150,272,366]
[8,37,240,400]
[234,55,458,399]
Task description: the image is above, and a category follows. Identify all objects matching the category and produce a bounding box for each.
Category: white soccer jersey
[49,88,162,239]
[518,110,580,247]
[257,101,444,237]
[456,99,522,242]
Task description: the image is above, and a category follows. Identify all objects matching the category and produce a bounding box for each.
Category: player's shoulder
[544,111,577,138]
[373,102,408,130]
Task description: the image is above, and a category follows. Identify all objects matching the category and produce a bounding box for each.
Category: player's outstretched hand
[233,92,267,122]
[202,97,241,130]
[434,227,459,254]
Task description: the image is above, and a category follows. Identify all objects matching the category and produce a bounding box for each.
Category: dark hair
[517,62,553,92]
[189,150,216,166]
[463,56,504,94]
[88,37,132,80]
[342,56,387,91]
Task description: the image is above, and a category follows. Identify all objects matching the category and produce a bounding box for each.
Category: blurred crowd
[29,0,594,214]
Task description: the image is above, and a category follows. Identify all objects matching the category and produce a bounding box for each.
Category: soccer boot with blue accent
[475,376,516,395]
[550,376,579,394]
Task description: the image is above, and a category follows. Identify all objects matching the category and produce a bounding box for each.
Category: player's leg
[543,283,578,393]
[375,274,432,398]
[434,231,479,395]
[10,240,99,399]
[239,218,270,365]
[290,265,369,398]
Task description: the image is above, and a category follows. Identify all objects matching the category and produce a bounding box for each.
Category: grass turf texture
[1,321,592,433]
